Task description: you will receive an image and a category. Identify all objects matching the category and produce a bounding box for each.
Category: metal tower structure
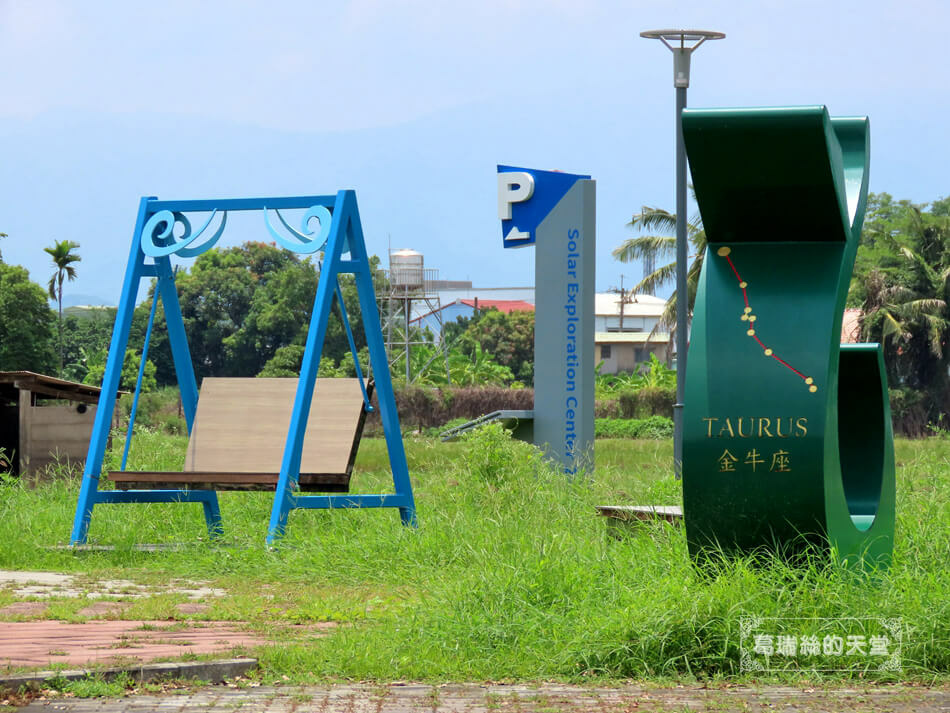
[377,249,449,383]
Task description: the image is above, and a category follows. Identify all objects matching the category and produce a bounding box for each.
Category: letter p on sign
[498,172,535,220]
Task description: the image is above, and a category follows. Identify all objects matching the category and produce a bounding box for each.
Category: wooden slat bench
[108,377,371,492]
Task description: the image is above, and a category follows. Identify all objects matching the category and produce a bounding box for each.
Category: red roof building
[411,298,534,335]
[456,299,534,314]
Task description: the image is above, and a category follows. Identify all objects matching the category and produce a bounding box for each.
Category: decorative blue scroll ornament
[140,210,229,258]
[263,205,335,255]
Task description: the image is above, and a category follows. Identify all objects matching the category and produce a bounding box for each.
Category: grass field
[0,426,947,684]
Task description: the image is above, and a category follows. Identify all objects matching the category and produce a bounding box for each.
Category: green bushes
[596,354,677,419]
[116,386,182,433]
[595,399,622,419]
[103,381,673,441]
[595,416,673,439]
[368,385,534,433]
[461,421,541,485]
[617,386,676,419]
[889,387,931,437]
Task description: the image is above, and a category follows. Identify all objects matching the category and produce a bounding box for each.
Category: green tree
[612,204,706,341]
[458,308,535,383]
[143,242,378,386]
[43,239,82,374]
[595,351,676,397]
[852,193,950,429]
[442,311,481,347]
[83,347,156,392]
[393,342,450,386]
[638,352,676,388]
[448,343,515,386]
[61,308,117,383]
[339,345,371,379]
[261,345,362,380]
[849,193,928,306]
[258,345,306,378]
[144,243,294,383]
[0,232,7,262]
[0,263,56,372]
[224,257,320,375]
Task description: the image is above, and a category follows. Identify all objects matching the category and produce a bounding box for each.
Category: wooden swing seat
[107,377,371,492]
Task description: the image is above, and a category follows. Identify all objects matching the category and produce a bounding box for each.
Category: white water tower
[378,248,448,383]
[389,249,425,293]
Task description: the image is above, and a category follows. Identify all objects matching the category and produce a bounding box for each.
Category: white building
[594,293,670,374]
[434,284,535,306]
[405,280,671,375]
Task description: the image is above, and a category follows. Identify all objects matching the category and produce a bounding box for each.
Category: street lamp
[641,29,724,479]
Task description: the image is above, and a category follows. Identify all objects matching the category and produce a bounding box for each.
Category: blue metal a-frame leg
[70,197,221,545]
[267,190,416,543]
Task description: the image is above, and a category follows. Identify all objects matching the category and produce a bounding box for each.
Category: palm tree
[853,197,950,434]
[612,204,706,342]
[859,254,949,391]
[44,240,82,374]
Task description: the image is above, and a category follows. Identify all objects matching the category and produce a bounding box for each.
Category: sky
[2,0,949,307]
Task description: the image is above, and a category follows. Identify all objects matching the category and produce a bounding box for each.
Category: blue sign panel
[497,165,591,249]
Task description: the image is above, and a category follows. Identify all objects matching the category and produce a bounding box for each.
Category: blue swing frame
[70,190,417,545]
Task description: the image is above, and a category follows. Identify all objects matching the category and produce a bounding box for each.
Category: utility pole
[607,274,633,332]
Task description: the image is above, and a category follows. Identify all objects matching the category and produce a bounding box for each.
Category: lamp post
[640,29,724,478]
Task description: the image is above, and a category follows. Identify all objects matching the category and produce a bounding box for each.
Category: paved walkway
[0,571,270,670]
[0,571,224,601]
[3,573,947,710]
[0,621,266,668]
[10,683,950,712]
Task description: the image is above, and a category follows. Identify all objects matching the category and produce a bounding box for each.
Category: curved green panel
[681,106,895,568]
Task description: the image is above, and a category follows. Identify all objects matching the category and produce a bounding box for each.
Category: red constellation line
[716,246,817,393]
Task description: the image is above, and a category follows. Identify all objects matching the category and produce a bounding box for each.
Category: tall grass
[0,426,946,682]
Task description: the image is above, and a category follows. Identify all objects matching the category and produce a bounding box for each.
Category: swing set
[70,190,416,545]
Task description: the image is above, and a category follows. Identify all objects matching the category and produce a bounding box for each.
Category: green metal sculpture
[682,106,895,567]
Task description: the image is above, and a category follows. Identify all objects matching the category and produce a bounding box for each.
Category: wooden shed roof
[0,371,111,404]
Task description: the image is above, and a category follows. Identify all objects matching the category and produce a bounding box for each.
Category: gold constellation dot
[739,281,747,288]
[744,307,752,314]
[764,348,773,356]
[747,329,755,336]
[748,315,757,322]
[741,314,749,321]
[717,246,731,256]
[809,385,818,393]
[805,377,814,385]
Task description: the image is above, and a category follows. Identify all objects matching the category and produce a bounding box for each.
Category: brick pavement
[0,571,281,672]
[11,683,950,712]
[0,621,265,669]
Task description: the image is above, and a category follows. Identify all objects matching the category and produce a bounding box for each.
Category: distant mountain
[63,305,116,320]
[57,294,113,309]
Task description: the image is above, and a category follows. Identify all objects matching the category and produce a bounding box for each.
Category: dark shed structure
[0,371,108,478]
